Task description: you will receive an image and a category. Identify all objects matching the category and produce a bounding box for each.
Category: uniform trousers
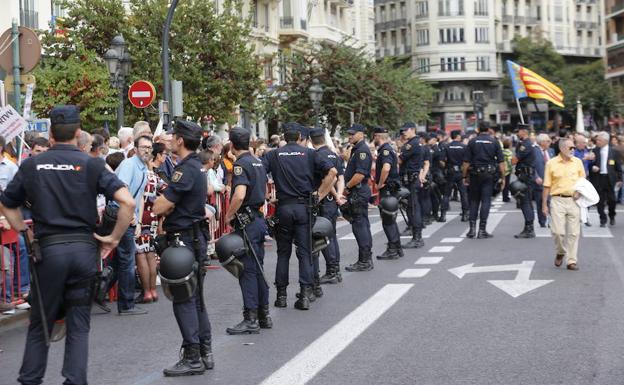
[19,241,97,385]
[274,203,313,288]
[406,179,423,231]
[320,199,340,267]
[443,171,468,213]
[420,188,432,219]
[349,186,372,255]
[379,188,400,245]
[549,196,581,265]
[235,217,268,309]
[173,232,211,347]
[468,172,494,222]
[518,182,535,224]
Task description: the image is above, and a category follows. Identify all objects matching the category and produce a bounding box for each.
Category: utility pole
[162,0,179,132]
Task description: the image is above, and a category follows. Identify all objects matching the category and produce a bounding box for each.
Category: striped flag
[507,60,564,108]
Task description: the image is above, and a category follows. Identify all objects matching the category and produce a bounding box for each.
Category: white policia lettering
[36,164,80,171]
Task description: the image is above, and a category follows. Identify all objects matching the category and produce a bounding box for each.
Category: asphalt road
[2,197,624,385]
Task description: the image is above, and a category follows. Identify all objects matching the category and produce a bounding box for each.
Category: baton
[235,214,269,289]
[21,231,50,347]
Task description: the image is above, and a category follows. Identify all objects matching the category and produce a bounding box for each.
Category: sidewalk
[0,307,29,328]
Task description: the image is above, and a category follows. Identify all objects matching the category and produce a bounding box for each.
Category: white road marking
[459,213,506,237]
[341,220,384,240]
[582,212,613,238]
[441,237,463,243]
[415,257,443,265]
[429,246,454,253]
[490,208,499,212]
[422,214,458,238]
[259,284,413,385]
[535,225,551,237]
[398,268,431,278]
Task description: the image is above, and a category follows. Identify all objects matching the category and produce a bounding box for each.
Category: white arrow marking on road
[448,260,553,298]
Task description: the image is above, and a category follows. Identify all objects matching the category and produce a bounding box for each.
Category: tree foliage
[273,43,434,134]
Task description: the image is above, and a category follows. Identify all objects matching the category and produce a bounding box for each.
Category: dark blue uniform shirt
[375,142,399,183]
[344,139,372,183]
[162,153,207,232]
[464,133,504,166]
[515,138,535,168]
[445,141,467,167]
[0,144,124,238]
[232,152,267,208]
[314,145,343,189]
[430,144,445,170]
[399,137,424,175]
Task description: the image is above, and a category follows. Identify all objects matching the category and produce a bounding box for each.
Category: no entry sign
[128,80,156,108]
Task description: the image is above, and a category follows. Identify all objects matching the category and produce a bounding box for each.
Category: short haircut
[199,149,215,164]
[204,135,222,149]
[502,138,512,149]
[92,127,110,142]
[32,137,50,148]
[310,134,326,146]
[91,134,105,152]
[105,152,125,171]
[51,123,80,142]
[536,133,550,144]
[284,131,300,143]
[152,142,166,158]
[77,131,91,148]
[133,121,151,139]
[134,135,153,149]
[176,134,200,151]
[597,131,610,141]
[558,138,573,150]
[117,127,133,144]
[232,138,249,151]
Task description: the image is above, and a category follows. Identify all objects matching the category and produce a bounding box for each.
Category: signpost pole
[11,19,21,112]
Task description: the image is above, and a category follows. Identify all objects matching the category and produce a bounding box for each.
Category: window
[555,29,564,48]
[440,57,466,72]
[283,0,291,17]
[439,27,465,43]
[391,30,397,48]
[586,6,591,20]
[475,27,488,43]
[537,6,541,20]
[415,1,428,18]
[264,61,273,81]
[502,0,508,16]
[251,0,258,28]
[476,56,490,71]
[416,29,430,46]
[381,32,387,47]
[390,4,396,20]
[474,0,487,15]
[503,25,509,40]
[400,2,406,18]
[380,5,386,22]
[587,30,593,44]
[438,0,464,16]
[444,87,465,101]
[19,0,38,29]
[417,58,430,73]
[554,0,562,22]
[513,0,519,16]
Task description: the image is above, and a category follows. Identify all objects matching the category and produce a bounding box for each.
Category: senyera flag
[506,60,564,108]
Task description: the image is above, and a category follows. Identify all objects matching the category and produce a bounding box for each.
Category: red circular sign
[128,80,156,108]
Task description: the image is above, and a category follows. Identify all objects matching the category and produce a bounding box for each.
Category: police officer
[428,133,447,222]
[341,124,375,271]
[513,124,536,238]
[399,122,429,249]
[309,127,344,285]
[373,127,403,260]
[0,105,134,385]
[223,127,272,334]
[462,121,505,239]
[419,133,434,226]
[443,130,469,222]
[264,123,336,310]
[153,120,213,376]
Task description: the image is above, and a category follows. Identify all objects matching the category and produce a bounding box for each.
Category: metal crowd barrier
[0,220,33,309]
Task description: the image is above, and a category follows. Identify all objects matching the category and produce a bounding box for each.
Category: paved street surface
[2,198,624,385]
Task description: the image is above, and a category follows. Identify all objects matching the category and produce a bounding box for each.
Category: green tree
[561,60,614,120]
[512,34,566,86]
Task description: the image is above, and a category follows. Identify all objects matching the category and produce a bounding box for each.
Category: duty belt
[39,233,97,248]
[166,221,208,240]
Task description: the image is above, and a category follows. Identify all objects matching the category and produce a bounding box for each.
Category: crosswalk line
[441,237,463,243]
[582,212,613,238]
[398,268,431,278]
[415,257,443,264]
[459,213,506,237]
[399,215,458,239]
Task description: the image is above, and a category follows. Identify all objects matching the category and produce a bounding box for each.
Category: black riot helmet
[158,244,198,303]
[379,195,399,223]
[432,169,446,187]
[509,180,528,199]
[312,216,334,253]
[215,233,247,278]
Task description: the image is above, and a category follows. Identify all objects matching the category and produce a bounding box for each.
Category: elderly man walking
[542,138,586,271]
[589,131,622,227]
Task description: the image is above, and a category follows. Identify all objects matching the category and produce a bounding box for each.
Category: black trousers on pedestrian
[350,185,372,256]
[320,198,340,268]
[595,175,617,223]
[19,241,97,385]
[533,186,547,226]
[236,217,268,310]
[443,171,468,213]
[274,203,313,288]
[173,233,211,347]
[468,172,494,223]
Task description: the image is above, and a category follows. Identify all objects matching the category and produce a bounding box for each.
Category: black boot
[257,305,273,329]
[294,286,312,310]
[461,211,469,222]
[395,243,404,258]
[376,244,400,260]
[274,286,287,308]
[226,308,260,335]
[438,211,446,222]
[199,340,214,370]
[477,221,493,239]
[313,276,323,298]
[467,221,476,238]
[424,216,433,226]
[514,223,535,239]
[403,228,424,248]
[163,345,205,377]
[319,265,340,284]
[401,227,412,236]
[345,251,374,271]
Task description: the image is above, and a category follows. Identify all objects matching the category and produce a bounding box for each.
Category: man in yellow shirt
[542,138,586,270]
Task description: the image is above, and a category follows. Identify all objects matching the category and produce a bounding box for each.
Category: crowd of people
[0,106,622,383]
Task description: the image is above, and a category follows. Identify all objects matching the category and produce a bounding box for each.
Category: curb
[0,309,29,330]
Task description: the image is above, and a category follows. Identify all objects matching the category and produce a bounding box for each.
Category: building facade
[605,0,624,111]
[375,0,603,130]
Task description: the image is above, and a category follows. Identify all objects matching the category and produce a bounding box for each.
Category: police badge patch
[383,150,389,156]
[172,171,183,183]
[234,166,243,175]
[519,145,525,152]
[405,144,412,150]
[359,153,367,160]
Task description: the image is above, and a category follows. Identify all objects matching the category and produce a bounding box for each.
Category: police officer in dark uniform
[443,130,469,222]
[0,105,135,385]
[428,133,447,222]
[399,122,429,249]
[513,124,536,238]
[153,120,213,376]
[373,127,403,260]
[341,124,375,271]
[309,127,344,285]
[223,127,271,334]
[264,123,336,310]
[462,121,505,239]
[419,133,434,226]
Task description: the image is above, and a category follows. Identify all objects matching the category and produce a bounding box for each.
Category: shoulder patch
[359,152,367,160]
[383,149,389,156]
[519,145,526,152]
[405,144,412,150]
[172,171,183,183]
[234,166,243,176]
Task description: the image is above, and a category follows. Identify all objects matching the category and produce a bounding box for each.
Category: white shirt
[0,158,18,191]
[600,145,609,174]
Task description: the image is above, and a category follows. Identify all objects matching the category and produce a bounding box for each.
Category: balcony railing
[20,10,38,29]
[438,10,464,17]
[525,16,538,24]
[300,19,307,31]
[502,15,513,23]
[514,16,525,23]
[611,2,624,14]
[280,16,294,29]
[575,21,587,28]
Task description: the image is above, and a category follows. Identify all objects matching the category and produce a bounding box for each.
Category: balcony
[329,0,354,7]
[375,18,409,31]
[497,40,513,52]
[514,16,525,23]
[19,10,38,29]
[438,10,464,17]
[474,11,488,16]
[575,21,587,28]
[525,16,538,24]
[279,16,309,41]
[502,15,513,23]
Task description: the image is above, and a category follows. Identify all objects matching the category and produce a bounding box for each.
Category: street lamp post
[308,78,324,127]
[104,34,131,130]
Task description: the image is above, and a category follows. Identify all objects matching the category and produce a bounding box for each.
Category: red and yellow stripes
[519,67,564,107]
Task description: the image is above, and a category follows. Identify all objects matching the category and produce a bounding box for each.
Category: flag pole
[515,98,525,125]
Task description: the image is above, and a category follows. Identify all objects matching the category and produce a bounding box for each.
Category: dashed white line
[398,268,431,278]
[429,246,454,253]
[441,237,463,243]
[415,257,443,265]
